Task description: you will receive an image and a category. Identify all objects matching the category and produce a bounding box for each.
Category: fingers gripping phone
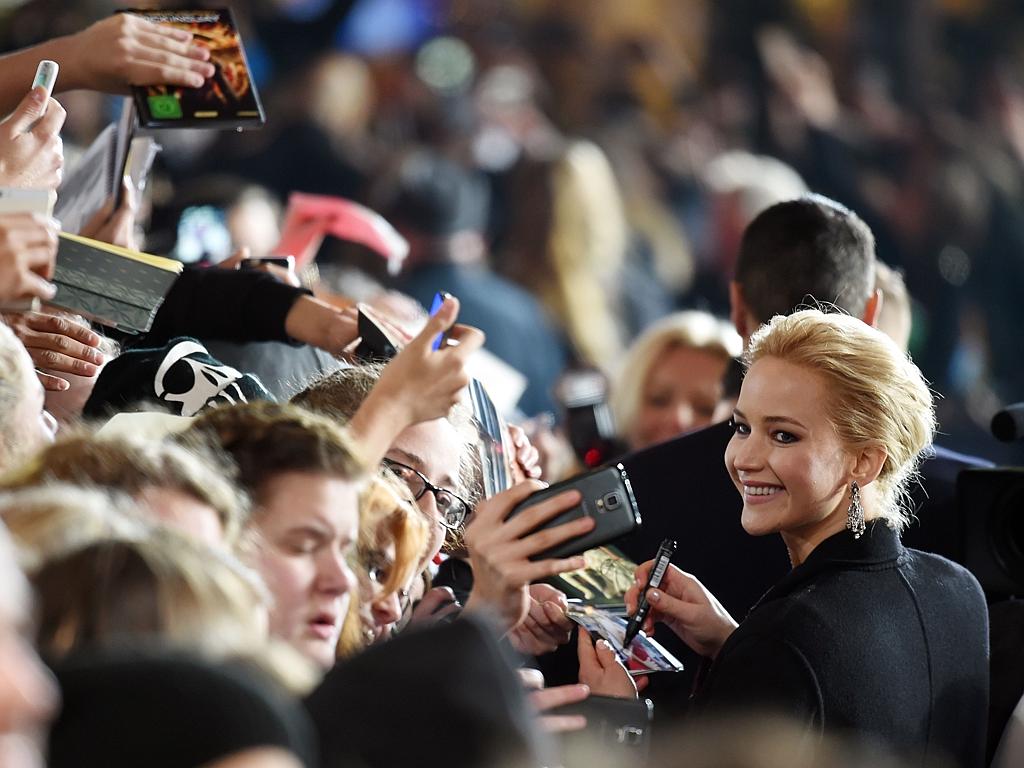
[509,464,641,561]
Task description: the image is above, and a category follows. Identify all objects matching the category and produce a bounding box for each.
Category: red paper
[274,192,409,271]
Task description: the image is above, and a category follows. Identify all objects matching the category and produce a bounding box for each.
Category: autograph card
[567,603,684,676]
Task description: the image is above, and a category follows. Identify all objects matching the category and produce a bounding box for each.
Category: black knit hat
[48,649,317,768]
[83,337,274,419]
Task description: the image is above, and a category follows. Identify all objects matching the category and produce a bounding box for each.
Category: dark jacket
[143,267,340,399]
[144,266,307,347]
[693,522,989,768]
[612,422,991,710]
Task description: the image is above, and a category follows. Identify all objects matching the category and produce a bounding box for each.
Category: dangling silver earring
[847,481,865,539]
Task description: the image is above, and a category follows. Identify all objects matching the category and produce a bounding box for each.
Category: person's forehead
[260,472,360,531]
[647,346,727,389]
[392,421,462,487]
[739,357,830,419]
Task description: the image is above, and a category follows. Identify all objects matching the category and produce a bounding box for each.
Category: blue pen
[428,291,452,350]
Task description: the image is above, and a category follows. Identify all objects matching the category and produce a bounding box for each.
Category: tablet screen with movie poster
[122,8,265,129]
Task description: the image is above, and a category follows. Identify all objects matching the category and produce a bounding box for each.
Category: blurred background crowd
[4,0,1023,463]
[0,2,1022,767]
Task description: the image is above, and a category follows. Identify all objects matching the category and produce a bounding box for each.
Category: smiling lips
[742,482,784,504]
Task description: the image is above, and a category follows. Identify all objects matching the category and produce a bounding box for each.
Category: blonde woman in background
[611,310,741,451]
[501,140,630,370]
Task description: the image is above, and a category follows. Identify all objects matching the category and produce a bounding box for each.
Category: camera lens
[603,492,620,510]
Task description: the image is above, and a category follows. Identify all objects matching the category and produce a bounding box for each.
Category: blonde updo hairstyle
[744,310,935,532]
[611,310,741,447]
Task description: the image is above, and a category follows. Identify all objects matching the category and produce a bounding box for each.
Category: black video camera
[959,468,1024,597]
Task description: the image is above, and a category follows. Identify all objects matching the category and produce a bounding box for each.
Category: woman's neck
[781,483,882,567]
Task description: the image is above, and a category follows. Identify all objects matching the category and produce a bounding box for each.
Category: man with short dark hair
[730,195,879,339]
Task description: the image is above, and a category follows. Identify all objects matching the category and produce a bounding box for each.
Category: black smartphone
[354,309,400,362]
[508,463,641,561]
[555,369,626,468]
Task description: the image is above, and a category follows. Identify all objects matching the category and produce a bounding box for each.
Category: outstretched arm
[0,14,214,115]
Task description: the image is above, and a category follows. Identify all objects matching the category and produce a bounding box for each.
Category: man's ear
[861,288,882,328]
[729,281,753,343]
[851,444,887,488]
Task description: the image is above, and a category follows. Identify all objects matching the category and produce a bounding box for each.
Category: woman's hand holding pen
[624,560,738,660]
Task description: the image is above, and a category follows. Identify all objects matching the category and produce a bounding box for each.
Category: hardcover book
[123,8,265,129]
[53,233,183,333]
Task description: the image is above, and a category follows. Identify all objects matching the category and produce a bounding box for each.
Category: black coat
[692,522,989,768]
[612,422,991,711]
[614,421,790,708]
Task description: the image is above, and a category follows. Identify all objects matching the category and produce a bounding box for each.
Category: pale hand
[624,560,738,659]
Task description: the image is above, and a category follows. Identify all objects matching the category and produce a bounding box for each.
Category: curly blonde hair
[3,433,247,545]
[744,310,935,532]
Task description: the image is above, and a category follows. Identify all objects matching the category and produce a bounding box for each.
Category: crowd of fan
[0,4,1020,768]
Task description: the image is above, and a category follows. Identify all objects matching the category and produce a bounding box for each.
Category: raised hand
[60,14,215,94]
[346,295,484,466]
[576,629,637,699]
[507,583,573,655]
[528,683,589,734]
[405,586,460,627]
[0,88,64,189]
[463,481,594,632]
[0,213,58,303]
[78,184,138,251]
[3,311,103,391]
[624,560,738,659]
[508,423,542,482]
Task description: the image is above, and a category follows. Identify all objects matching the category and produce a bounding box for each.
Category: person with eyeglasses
[293,354,586,648]
[382,457,472,531]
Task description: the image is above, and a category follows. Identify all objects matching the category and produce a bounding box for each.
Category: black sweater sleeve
[142,266,311,347]
[691,631,824,729]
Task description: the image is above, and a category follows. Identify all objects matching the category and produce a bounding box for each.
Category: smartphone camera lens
[603,492,620,510]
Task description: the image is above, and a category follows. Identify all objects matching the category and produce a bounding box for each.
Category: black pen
[623,538,677,646]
